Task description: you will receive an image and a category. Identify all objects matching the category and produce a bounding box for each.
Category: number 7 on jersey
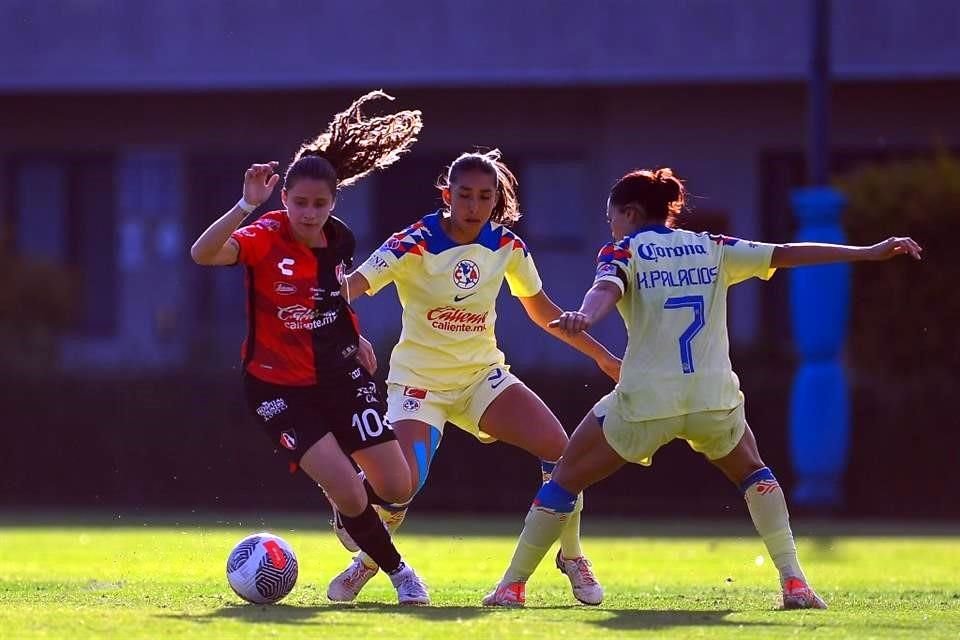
[663,295,706,374]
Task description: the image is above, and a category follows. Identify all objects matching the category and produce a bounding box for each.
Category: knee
[326,481,368,518]
[373,472,414,505]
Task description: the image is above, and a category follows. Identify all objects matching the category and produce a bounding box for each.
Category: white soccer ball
[226,532,299,604]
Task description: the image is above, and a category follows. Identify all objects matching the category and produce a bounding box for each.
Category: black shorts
[243,368,396,468]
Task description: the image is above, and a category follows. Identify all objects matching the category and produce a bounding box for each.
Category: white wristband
[237,197,258,214]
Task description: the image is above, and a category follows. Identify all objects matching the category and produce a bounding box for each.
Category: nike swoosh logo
[453,292,477,302]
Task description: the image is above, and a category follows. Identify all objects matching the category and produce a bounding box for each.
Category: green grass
[0,513,958,639]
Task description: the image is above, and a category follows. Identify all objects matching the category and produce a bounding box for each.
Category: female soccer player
[329,149,622,605]
[190,92,430,605]
[483,168,923,609]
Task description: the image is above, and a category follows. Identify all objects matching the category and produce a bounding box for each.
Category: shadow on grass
[160,604,795,631]
[158,602,491,625]
[586,608,780,631]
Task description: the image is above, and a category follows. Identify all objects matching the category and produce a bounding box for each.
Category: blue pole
[788,188,849,509]
[789,0,849,509]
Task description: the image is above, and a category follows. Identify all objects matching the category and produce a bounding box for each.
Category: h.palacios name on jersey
[632,241,717,290]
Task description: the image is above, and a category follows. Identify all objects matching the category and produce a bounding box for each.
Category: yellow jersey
[357,212,542,390]
[594,225,776,421]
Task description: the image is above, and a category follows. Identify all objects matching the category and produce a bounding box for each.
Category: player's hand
[548,311,592,335]
[243,161,280,207]
[867,237,923,261]
[357,335,378,375]
[596,353,621,383]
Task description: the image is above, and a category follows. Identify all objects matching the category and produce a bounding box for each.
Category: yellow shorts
[593,391,746,466]
[385,365,521,443]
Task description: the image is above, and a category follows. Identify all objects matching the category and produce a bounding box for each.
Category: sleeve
[504,242,543,298]
[593,241,633,294]
[714,236,777,285]
[355,235,408,294]
[230,218,276,266]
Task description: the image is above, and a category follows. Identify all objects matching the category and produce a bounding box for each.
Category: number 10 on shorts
[352,408,389,442]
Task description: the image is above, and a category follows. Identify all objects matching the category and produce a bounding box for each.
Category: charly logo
[453,260,480,289]
[426,306,488,333]
[274,282,297,295]
[277,258,295,276]
[277,304,337,330]
[335,261,346,284]
[636,243,708,263]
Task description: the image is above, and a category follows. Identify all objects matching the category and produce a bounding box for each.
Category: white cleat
[482,580,526,607]
[327,556,379,602]
[389,564,430,606]
[556,550,604,605]
[781,576,828,610]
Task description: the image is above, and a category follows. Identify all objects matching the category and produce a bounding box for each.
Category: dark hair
[609,168,686,228]
[284,90,423,192]
[437,149,520,226]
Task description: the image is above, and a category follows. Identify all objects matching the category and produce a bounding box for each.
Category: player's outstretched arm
[521,288,621,382]
[770,237,922,269]
[191,161,279,266]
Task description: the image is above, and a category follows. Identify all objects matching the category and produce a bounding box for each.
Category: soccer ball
[226,532,299,604]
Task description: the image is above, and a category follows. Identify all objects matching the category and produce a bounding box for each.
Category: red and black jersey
[231,210,361,386]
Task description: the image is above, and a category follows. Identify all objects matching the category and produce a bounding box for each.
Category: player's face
[444,170,498,236]
[282,178,336,245]
[606,198,634,240]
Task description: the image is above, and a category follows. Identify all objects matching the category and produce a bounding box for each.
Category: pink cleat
[556,550,604,605]
[482,581,526,607]
[782,576,828,610]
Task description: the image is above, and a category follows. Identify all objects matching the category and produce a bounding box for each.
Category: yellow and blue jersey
[357,212,542,391]
[594,225,776,421]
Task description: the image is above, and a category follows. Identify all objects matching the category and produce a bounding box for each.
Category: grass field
[1,513,958,639]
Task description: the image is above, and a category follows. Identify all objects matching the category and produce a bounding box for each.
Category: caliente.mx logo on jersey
[453,260,480,290]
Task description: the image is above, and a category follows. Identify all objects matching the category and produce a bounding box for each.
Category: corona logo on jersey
[636,242,708,263]
[277,304,338,330]
[453,259,481,289]
[426,306,488,333]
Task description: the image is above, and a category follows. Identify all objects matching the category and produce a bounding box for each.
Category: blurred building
[2,0,959,373]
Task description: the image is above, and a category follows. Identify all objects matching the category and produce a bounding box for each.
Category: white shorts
[385,365,521,443]
[594,391,746,466]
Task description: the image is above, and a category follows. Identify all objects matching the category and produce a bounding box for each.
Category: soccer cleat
[327,556,379,602]
[330,507,361,552]
[389,564,430,606]
[781,576,828,610]
[556,550,604,605]
[481,580,526,607]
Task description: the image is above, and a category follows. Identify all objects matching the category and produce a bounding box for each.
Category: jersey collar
[423,210,500,253]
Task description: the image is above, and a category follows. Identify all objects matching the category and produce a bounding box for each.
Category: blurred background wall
[0,0,957,517]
